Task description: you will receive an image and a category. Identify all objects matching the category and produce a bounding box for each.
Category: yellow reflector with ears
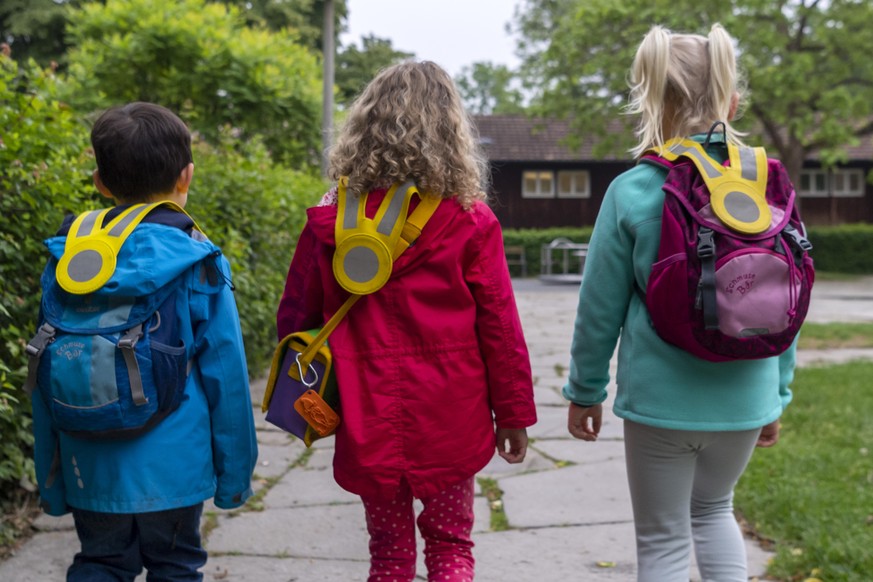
[651,138,771,235]
[334,178,420,295]
[56,201,202,295]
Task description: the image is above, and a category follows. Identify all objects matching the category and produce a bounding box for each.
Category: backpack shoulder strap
[638,152,674,171]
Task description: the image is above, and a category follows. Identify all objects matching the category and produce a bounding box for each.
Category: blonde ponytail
[626,23,747,158]
[627,26,672,158]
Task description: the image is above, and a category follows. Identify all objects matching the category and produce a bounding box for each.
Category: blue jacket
[32,208,258,515]
[564,136,794,431]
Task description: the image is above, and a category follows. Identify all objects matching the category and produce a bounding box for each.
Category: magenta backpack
[640,124,814,362]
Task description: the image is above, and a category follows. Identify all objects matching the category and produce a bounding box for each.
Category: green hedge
[502,227,594,277]
[503,224,873,277]
[806,224,873,274]
[0,57,94,543]
[189,131,327,376]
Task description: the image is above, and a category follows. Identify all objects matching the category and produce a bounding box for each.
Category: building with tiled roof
[474,115,873,228]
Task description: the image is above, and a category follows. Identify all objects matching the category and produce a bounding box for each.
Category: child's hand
[756,420,781,447]
[495,427,528,464]
[568,402,602,441]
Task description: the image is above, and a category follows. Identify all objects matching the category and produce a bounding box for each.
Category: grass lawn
[735,361,873,581]
[799,322,873,350]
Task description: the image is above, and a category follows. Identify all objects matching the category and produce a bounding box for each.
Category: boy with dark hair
[30,102,258,581]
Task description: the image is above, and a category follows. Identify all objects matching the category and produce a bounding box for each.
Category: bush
[188,131,327,376]
[806,223,873,274]
[0,55,94,539]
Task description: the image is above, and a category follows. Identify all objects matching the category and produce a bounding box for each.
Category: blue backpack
[24,202,216,440]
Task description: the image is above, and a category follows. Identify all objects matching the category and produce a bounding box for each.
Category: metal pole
[322,0,335,176]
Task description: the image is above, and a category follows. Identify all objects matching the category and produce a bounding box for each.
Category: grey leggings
[624,420,761,582]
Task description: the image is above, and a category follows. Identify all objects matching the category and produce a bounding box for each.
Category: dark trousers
[67,503,207,582]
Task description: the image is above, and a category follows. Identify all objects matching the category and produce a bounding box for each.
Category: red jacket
[277,190,536,500]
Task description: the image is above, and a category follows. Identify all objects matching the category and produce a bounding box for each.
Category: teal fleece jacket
[563,136,794,431]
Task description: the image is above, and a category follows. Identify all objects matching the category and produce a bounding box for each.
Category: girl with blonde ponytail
[565,24,794,582]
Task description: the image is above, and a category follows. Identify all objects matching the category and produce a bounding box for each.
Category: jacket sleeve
[277,223,325,339]
[563,178,636,407]
[465,208,536,429]
[190,256,258,510]
[31,392,69,516]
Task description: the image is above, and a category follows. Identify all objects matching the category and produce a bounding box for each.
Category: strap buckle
[117,324,143,350]
[697,227,715,259]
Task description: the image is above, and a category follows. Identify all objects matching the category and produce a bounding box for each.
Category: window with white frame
[800,168,865,198]
[556,170,591,198]
[832,169,865,197]
[522,171,554,198]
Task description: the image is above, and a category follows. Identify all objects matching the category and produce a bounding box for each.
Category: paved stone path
[1,277,871,581]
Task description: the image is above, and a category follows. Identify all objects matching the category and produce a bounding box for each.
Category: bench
[504,245,528,277]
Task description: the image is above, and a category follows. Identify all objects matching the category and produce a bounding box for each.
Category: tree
[455,62,526,115]
[513,0,873,185]
[216,0,349,50]
[0,0,89,66]
[335,34,413,105]
[64,0,323,167]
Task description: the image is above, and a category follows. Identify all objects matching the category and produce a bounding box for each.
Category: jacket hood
[306,188,458,278]
[45,222,220,298]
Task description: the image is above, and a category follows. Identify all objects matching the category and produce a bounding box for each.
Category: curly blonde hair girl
[327,61,489,209]
[626,24,747,159]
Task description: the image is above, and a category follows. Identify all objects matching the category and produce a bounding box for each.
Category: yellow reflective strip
[105,203,152,237]
[337,178,359,233]
[64,209,110,253]
[375,181,415,237]
[664,141,723,179]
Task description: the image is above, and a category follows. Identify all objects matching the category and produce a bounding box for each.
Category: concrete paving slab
[472,523,637,582]
[201,554,369,581]
[265,467,359,508]
[252,441,305,482]
[206,505,370,560]
[0,530,79,581]
[498,463,634,529]
[479,448,556,477]
[532,438,627,467]
[31,512,74,532]
[806,276,873,323]
[531,385,566,406]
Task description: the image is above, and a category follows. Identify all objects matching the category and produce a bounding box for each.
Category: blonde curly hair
[327,61,489,209]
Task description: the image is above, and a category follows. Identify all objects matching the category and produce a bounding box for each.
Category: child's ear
[728,92,739,121]
[93,170,114,200]
[176,163,194,194]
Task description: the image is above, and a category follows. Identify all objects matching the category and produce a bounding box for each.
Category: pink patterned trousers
[361,476,476,582]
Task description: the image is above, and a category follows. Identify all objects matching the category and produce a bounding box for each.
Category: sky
[341,0,523,78]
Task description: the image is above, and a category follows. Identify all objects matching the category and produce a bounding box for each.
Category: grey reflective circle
[67,249,103,282]
[724,191,760,223]
[344,246,380,283]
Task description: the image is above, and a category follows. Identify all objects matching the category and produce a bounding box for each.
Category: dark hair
[91,102,193,202]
